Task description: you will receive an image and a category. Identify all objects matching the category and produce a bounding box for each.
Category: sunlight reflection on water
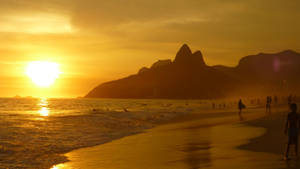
[39,107,49,116]
[51,166,60,169]
[51,164,65,169]
[38,98,50,116]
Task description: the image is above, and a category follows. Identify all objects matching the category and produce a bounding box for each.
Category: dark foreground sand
[239,113,287,155]
[52,106,299,169]
[239,111,300,168]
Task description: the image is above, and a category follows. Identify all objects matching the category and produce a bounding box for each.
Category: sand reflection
[181,128,211,169]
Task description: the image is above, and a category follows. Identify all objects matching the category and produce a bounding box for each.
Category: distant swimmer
[284,103,300,160]
[185,101,189,106]
[238,99,246,120]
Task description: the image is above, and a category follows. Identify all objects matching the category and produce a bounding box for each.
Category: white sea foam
[0,98,217,169]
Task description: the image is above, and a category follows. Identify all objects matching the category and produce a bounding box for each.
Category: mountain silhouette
[85,45,300,99]
[173,44,206,67]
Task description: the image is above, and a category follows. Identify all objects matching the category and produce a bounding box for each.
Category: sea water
[0,98,215,169]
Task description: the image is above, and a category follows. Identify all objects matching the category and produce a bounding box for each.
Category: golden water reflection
[38,98,50,116]
[39,107,49,116]
[50,166,60,169]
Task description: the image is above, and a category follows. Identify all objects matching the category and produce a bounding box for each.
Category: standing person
[284,103,300,160]
[266,96,271,114]
[269,96,272,113]
[238,99,245,120]
[266,96,269,113]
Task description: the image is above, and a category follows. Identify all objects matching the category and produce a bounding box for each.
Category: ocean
[0,98,215,169]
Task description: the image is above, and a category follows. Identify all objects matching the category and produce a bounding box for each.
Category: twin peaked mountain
[86,44,300,99]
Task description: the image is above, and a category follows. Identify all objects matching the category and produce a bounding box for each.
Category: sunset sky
[0,0,299,97]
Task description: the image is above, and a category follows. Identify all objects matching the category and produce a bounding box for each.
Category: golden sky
[0,0,299,97]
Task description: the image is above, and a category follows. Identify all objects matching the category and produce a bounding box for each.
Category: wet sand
[239,111,300,168]
[53,107,294,169]
[239,112,287,154]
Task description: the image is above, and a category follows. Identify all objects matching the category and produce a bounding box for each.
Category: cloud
[0,0,300,97]
[0,13,75,34]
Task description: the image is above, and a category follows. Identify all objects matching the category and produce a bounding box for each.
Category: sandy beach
[239,111,300,168]
[2,1,300,168]
[50,105,299,169]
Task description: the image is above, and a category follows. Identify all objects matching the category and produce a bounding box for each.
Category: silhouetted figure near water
[266,96,272,114]
[284,103,300,160]
[219,104,222,109]
[212,103,215,109]
[238,99,245,120]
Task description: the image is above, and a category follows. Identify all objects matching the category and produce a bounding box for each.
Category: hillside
[85,45,300,99]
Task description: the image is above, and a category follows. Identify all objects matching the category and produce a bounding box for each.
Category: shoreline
[52,106,275,169]
[49,109,241,168]
[237,107,300,168]
[238,111,287,155]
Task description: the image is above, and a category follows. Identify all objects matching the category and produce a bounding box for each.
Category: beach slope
[53,108,294,169]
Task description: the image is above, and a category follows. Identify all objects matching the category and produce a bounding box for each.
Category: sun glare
[26,61,61,87]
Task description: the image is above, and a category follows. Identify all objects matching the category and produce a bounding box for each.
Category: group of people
[238,96,300,160]
[238,95,292,117]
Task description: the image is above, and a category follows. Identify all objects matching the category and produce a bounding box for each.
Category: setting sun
[26,61,61,87]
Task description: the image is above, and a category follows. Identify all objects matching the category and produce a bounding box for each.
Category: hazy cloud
[0,0,300,96]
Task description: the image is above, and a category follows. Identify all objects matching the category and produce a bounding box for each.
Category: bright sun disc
[26,61,61,87]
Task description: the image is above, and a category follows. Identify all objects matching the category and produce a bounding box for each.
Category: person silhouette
[284,103,300,160]
[238,99,245,120]
[266,96,272,114]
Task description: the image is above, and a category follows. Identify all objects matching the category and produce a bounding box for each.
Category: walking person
[266,96,272,114]
[238,99,245,120]
[284,103,300,160]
